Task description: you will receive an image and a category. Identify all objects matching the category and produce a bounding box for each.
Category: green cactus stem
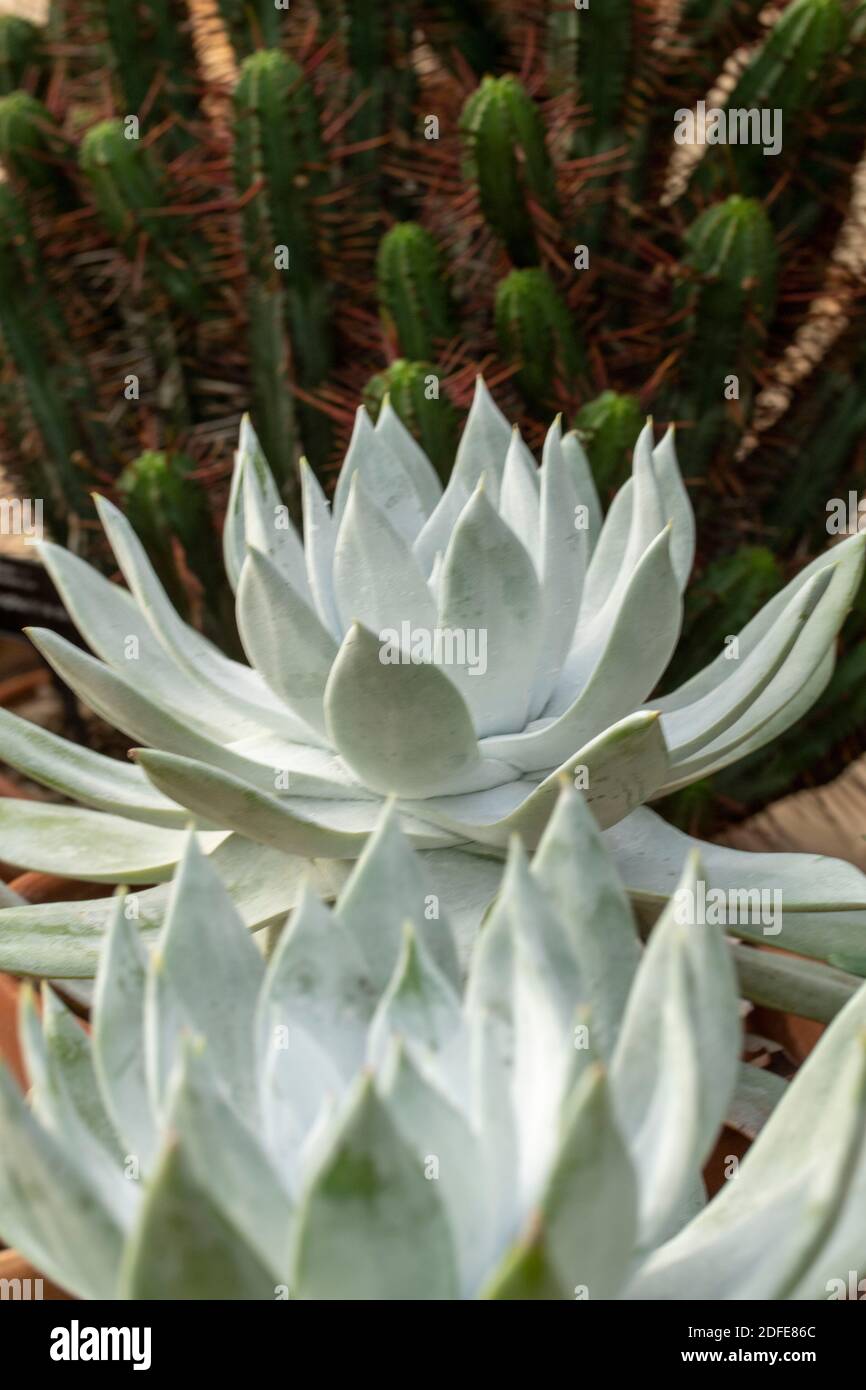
[0,17,44,96]
[572,390,643,494]
[0,92,73,202]
[459,75,558,266]
[376,223,455,362]
[233,49,333,473]
[495,268,582,412]
[79,118,204,318]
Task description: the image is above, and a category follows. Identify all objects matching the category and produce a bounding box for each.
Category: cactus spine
[459,76,558,266]
[494,268,582,412]
[376,223,455,361]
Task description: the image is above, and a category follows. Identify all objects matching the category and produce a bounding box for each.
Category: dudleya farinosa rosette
[0,379,865,1010]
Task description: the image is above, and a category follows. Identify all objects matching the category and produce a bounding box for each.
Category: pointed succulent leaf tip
[367,921,463,1072]
[611,849,740,1249]
[452,375,512,502]
[292,1073,459,1300]
[335,798,460,991]
[331,471,437,638]
[439,477,542,737]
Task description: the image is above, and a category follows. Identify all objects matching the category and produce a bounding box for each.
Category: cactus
[233,49,332,475]
[0,92,72,202]
[673,196,778,471]
[494,268,582,412]
[572,390,644,494]
[116,450,234,642]
[0,185,99,542]
[376,223,456,361]
[317,0,416,193]
[459,76,558,266]
[0,16,44,96]
[103,0,199,137]
[362,359,459,479]
[217,1,284,57]
[420,0,507,76]
[79,119,204,319]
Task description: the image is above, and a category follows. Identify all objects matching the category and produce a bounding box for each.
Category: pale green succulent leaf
[221,414,253,592]
[367,924,465,1089]
[612,852,740,1249]
[335,801,461,990]
[0,797,227,883]
[299,457,340,638]
[168,1041,293,1279]
[38,538,246,741]
[241,442,310,602]
[324,621,490,799]
[560,429,601,547]
[93,896,159,1170]
[332,475,438,637]
[485,1064,638,1301]
[530,420,586,716]
[145,833,264,1122]
[94,492,313,743]
[292,1076,458,1300]
[236,547,337,739]
[0,1066,125,1299]
[0,703,191,828]
[134,749,387,857]
[531,784,640,1059]
[374,396,442,513]
[333,406,427,542]
[379,1039,492,1296]
[120,1137,281,1299]
[0,836,312,977]
[452,376,512,502]
[651,427,695,590]
[660,529,866,714]
[495,525,680,761]
[439,480,542,737]
[498,427,540,555]
[420,709,670,847]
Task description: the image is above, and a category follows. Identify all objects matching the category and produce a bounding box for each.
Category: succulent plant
[362,359,459,480]
[0,382,865,1025]
[1,785,865,1300]
[494,268,583,412]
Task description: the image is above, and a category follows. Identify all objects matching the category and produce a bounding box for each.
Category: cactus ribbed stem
[495,268,582,412]
[572,390,643,493]
[376,223,455,362]
[459,75,558,266]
